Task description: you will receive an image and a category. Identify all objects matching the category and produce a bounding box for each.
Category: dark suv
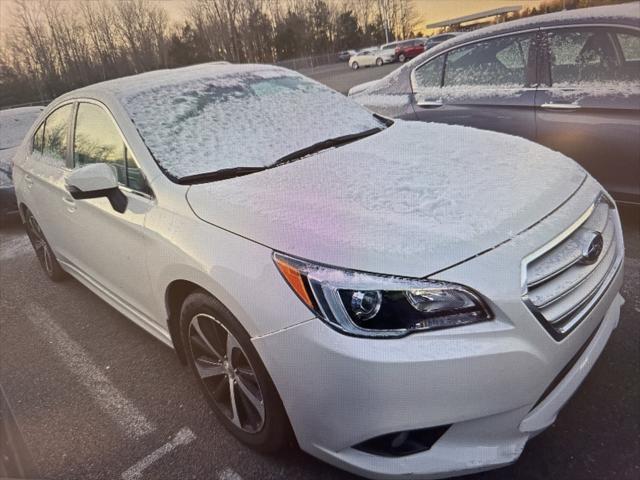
[350,3,640,206]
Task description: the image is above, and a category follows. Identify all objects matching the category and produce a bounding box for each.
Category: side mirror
[66,163,128,213]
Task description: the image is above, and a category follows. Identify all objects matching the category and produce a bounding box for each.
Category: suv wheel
[351,61,359,70]
[25,210,66,281]
[376,57,383,66]
[399,53,406,62]
[180,290,293,452]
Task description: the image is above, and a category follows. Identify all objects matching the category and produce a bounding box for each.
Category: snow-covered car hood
[187,121,586,277]
[348,80,380,97]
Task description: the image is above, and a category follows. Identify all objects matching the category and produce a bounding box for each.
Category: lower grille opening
[353,425,451,457]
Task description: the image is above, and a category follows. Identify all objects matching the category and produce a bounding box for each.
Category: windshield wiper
[269,127,383,167]
[176,166,266,185]
[177,127,384,185]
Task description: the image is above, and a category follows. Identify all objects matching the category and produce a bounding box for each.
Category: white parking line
[26,304,155,438]
[121,427,196,480]
[219,468,244,480]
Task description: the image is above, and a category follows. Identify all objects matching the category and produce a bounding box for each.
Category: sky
[0,0,545,44]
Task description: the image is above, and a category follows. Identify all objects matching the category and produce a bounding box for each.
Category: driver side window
[73,102,151,195]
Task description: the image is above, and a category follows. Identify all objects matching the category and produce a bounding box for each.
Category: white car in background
[0,106,44,220]
[349,49,387,69]
[12,63,625,479]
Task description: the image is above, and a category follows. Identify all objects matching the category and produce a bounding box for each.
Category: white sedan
[12,63,625,479]
[349,49,387,69]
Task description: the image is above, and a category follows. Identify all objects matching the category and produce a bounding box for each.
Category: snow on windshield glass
[122,70,382,179]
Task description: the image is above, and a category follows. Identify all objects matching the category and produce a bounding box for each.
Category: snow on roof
[69,62,281,99]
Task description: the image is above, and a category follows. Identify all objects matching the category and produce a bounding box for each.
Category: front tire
[398,54,406,63]
[351,61,359,70]
[25,209,66,281]
[375,57,383,66]
[180,290,293,452]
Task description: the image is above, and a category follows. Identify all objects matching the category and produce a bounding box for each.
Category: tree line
[0,0,420,107]
[0,0,632,108]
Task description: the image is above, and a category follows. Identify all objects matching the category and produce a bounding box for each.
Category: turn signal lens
[273,255,315,309]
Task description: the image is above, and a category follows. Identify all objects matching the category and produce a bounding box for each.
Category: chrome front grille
[522,195,622,340]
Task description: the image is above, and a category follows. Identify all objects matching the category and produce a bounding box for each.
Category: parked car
[338,50,357,61]
[378,41,402,63]
[395,38,427,62]
[13,62,625,480]
[0,106,44,221]
[424,32,461,50]
[350,2,640,206]
[349,49,386,69]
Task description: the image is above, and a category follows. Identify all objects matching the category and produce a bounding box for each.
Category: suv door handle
[416,100,443,109]
[540,103,581,111]
[24,174,33,188]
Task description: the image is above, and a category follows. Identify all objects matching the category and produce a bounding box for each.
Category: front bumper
[252,179,626,479]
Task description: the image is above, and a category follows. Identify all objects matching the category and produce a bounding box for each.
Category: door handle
[541,103,581,111]
[416,100,443,109]
[62,194,76,212]
[24,174,33,189]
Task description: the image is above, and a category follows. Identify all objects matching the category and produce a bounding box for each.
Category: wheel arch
[164,279,204,365]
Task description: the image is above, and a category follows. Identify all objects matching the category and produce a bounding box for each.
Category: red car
[394,38,427,62]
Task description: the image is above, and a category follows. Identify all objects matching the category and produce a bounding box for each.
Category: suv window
[546,28,633,84]
[74,102,150,194]
[443,33,534,87]
[42,104,73,166]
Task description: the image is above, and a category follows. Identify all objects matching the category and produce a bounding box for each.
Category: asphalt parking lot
[1,63,639,480]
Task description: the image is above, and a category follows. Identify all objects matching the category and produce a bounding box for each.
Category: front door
[411,32,539,141]
[64,101,156,317]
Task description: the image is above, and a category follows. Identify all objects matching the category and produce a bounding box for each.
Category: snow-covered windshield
[122,70,384,180]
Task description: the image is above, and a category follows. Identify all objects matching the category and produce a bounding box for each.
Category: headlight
[273,253,492,338]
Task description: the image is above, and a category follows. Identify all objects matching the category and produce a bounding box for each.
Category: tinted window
[414,55,445,89]
[444,33,534,87]
[547,28,629,84]
[43,105,72,166]
[74,103,149,193]
[32,122,44,154]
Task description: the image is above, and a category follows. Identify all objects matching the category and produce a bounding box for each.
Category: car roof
[56,62,287,103]
[434,1,639,50]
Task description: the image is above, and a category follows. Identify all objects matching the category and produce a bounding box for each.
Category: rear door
[411,31,539,141]
[535,26,640,204]
[27,103,76,261]
[64,100,156,316]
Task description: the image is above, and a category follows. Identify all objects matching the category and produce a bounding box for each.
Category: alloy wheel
[188,313,266,433]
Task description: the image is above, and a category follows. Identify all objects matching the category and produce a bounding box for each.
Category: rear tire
[351,61,359,70]
[24,209,66,282]
[180,290,293,453]
[375,57,384,66]
[398,54,406,63]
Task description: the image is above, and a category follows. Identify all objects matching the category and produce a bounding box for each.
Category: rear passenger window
[42,104,72,166]
[547,28,628,84]
[74,102,150,194]
[617,32,640,62]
